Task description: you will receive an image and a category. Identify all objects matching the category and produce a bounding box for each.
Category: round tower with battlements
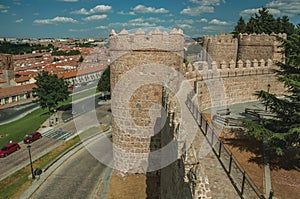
[109,28,185,174]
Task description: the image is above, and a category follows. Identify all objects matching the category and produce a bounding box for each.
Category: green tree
[97,66,110,92]
[33,71,70,116]
[244,25,300,156]
[232,16,247,37]
[280,16,296,36]
[78,55,84,62]
[253,7,277,34]
[233,8,295,37]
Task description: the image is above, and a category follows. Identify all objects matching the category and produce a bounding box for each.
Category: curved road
[30,133,113,199]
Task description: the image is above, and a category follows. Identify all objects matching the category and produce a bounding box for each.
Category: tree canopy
[232,7,295,37]
[0,42,51,55]
[33,71,70,113]
[244,24,300,156]
[97,65,110,92]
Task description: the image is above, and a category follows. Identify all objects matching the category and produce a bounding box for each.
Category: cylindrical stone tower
[109,28,184,174]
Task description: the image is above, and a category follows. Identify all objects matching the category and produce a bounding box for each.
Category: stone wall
[186,59,286,111]
[202,33,238,63]
[109,28,184,174]
[237,33,286,63]
[202,32,286,63]
[0,54,14,85]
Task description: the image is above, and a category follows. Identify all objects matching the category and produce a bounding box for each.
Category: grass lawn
[0,108,48,147]
[71,87,99,102]
[0,88,99,147]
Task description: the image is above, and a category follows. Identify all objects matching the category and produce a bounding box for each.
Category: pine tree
[232,16,246,37]
[97,65,110,92]
[244,25,300,156]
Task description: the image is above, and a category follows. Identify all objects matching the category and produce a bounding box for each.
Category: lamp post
[54,109,59,125]
[27,145,35,179]
[265,84,271,112]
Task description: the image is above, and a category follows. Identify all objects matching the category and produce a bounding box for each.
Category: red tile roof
[0,84,36,98]
[15,76,31,83]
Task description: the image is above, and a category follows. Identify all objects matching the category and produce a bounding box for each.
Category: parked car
[0,142,21,157]
[23,132,42,144]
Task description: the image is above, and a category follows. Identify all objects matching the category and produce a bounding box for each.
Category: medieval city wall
[186,59,286,111]
[202,32,286,63]
[109,29,286,198]
[202,33,238,63]
[237,33,286,63]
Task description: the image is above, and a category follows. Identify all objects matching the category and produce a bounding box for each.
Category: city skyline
[0,0,299,38]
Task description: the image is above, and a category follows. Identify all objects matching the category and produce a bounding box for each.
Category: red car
[23,132,42,144]
[0,142,21,157]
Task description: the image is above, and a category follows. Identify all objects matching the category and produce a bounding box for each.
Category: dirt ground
[220,128,300,199]
[106,172,147,199]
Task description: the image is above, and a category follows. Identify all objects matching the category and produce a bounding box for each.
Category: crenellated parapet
[109,28,184,62]
[237,32,286,63]
[238,32,287,44]
[203,32,238,44]
[185,58,275,80]
[202,32,238,63]
[202,32,286,64]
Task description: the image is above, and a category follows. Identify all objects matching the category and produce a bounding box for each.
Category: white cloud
[1,9,8,13]
[96,26,107,29]
[180,6,214,16]
[69,28,89,32]
[189,0,225,6]
[128,17,165,25]
[33,16,78,24]
[15,18,23,23]
[209,19,229,25]
[202,26,222,31]
[132,5,169,14]
[147,17,165,23]
[71,5,112,15]
[118,11,135,15]
[129,22,156,27]
[240,8,281,17]
[0,4,9,9]
[198,18,208,23]
[177,24,193,29]
[266,0,300,16]
[127,18,156,27]
[13,0,21,5]
[82,14,108,21]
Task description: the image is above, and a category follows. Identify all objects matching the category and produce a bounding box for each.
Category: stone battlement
[109,28,184,61]
[238,32,287,44]
[203,32,238,44]
[202,32,286,64]
[186,58,275,80]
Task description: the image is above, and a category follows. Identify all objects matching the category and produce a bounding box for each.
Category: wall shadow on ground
[146,112,192,199]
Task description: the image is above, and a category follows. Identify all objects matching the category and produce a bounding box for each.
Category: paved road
[0,137,62,180]
[30,133,113,199]
[0,102,39,125]
[0,99,111,181]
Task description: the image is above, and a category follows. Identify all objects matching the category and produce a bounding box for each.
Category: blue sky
[0,0,299,38]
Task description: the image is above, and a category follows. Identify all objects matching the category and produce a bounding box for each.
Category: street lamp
[27,145,35,179]
[54,109,59,125]
[265,84,271,112]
